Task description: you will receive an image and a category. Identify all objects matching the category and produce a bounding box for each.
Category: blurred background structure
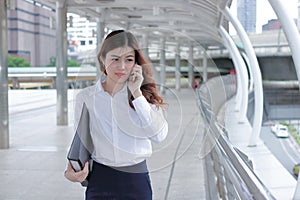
[1,0,300,199]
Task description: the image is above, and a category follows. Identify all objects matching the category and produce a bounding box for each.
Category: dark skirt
[86,160,152,200]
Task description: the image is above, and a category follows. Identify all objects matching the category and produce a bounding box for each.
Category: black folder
[67,103,93,186]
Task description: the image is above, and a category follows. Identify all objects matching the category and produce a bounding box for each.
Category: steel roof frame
[40,0,233,48]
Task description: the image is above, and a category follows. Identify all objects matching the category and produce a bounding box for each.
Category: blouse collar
[94,74,128,95]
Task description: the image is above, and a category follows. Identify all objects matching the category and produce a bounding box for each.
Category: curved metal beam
[224,6,264,147]
[219,26,248,119]
[267,0,300,88]
[241,52,253,92]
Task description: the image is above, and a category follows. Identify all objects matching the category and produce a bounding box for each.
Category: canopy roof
[40,0,232,49]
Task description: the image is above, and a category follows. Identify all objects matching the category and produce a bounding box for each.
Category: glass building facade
[237,0,256,33]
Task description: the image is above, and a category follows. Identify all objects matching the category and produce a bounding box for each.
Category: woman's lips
[115,72,126,78]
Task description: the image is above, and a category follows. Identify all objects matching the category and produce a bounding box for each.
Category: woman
[64,30,168,200]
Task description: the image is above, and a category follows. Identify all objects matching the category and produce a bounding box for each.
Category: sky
[229,0,298,33]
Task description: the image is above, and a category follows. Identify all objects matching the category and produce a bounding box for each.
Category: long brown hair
[97,30,164,108]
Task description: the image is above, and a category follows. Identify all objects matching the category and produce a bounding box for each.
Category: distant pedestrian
[193,77,202,90]
[64,30,168,200]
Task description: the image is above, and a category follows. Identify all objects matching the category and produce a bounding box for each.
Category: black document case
[67,103,93,186]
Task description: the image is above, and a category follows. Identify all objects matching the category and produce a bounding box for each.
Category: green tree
[47,56,80,67]
[8,55,30,67]
[68,59,81,67]
[47,56,56,67]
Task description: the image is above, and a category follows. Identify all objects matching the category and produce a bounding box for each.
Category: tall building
[67,13,98,61]
[6,1,99,66]
[237,0,256,33]
[7,0,56,66]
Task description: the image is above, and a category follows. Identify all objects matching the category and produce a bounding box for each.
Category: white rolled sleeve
[132,96,168,143]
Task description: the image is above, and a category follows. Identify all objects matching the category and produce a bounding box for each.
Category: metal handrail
[7,66,96,89]
[196,75,275,200]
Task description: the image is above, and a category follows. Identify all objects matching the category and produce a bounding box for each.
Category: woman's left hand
[64,161,89,183]
[128,64,144,98]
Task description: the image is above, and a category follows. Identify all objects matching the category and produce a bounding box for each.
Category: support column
[0,0,9,149]
[160,36,166,94]
[188,42,194,87]
[175,42,181,91]
[56,0,68,126]
[268,0,300,87]
[203,50,208,83]
[224,7,264,146]
[96,10,105,81]
[219,26,248,119]
[142,32,149,59]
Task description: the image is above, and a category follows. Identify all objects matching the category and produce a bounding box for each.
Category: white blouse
[74,79,168,167]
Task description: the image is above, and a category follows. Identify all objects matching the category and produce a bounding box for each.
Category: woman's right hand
[64,161,89,183]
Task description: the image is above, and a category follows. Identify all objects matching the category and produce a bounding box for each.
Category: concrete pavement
[0,88,206,200]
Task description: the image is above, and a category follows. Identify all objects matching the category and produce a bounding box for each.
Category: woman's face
[103,46,136,83]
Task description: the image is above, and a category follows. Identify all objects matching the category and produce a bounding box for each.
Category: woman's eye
[112,58,119,61]
[126,59,134,62]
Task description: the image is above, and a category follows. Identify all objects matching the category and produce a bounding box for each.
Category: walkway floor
[0,88,206,200]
